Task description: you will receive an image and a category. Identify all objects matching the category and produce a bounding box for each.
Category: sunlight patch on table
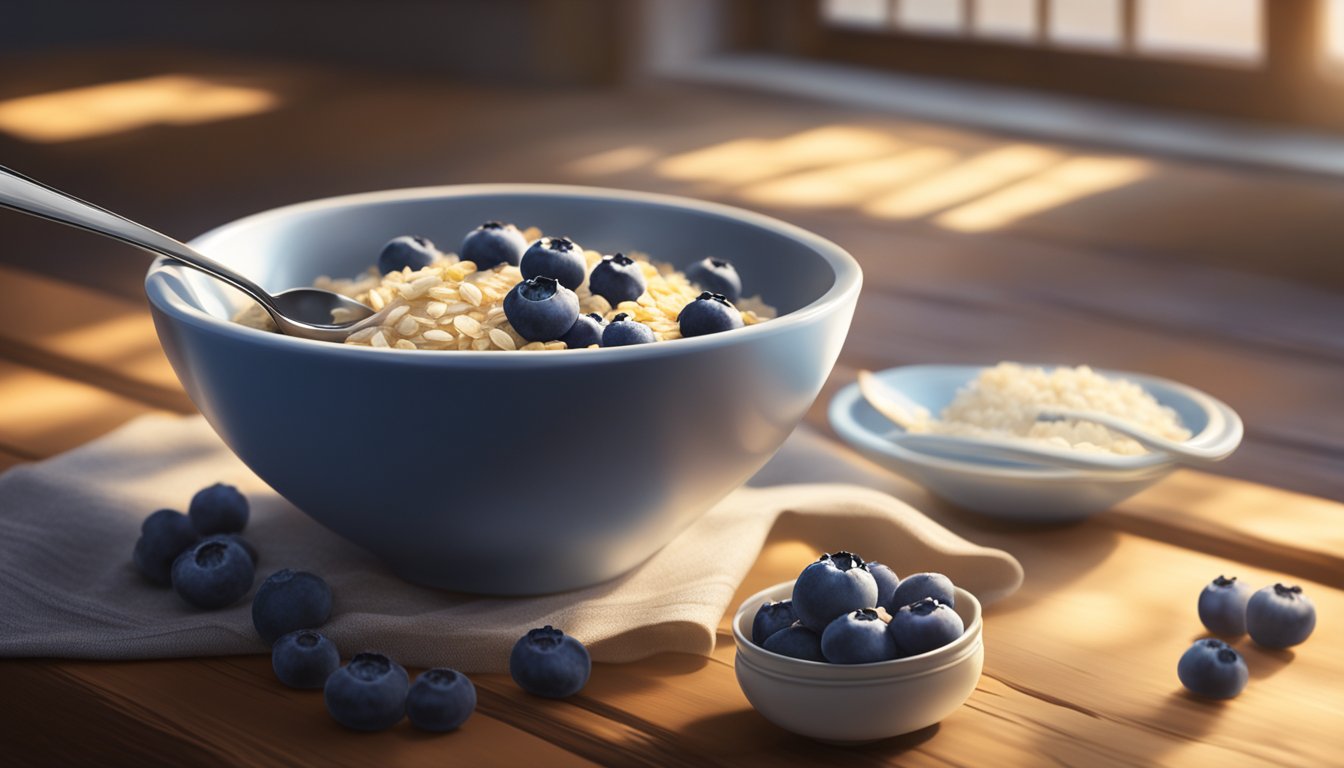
[655,126,902,187]
[0,75,280,143]
[737,146,960,208]
[862,144,1061,220]
[935,157,1152,233]
[566,145,660,176]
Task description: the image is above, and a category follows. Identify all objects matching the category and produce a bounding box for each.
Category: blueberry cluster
[132,482,256,608]
[752,552,964,664]
[1178,575,1317,700]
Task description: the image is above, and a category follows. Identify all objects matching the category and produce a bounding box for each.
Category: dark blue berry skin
[521,237,587,290]
[509,626,591,699]
[188,483,249,535]
[868,562,900,612]
[171,538,255,610]
[752,600,798,646]
[588,253,647,305]
[761,623,825,662]
[132,509,199,586]
[407,668,477,732]
[890,572,956,610]
[889,597,964,656]
[1198,575,1253,637]
[822,609,899,664]
[378,235,437,274]
[203,534,257,566]
[1177,639,1248,699]
[461,221,527,269]
[684,257,742,303]
[252,569,334,644]
[272,629,340,689]
[1247,583,1317,649]
[601,313,655,347]
[325,652,409,731]
[559,313,607,349]
[504,277,580,342]
[792,552,879,632]
[677,292,743,338]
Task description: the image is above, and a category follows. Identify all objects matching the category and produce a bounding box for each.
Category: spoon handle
[1035,408,1229,463]
[0,164,276,311]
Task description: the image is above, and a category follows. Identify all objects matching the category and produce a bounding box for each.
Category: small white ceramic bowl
[732,580,983,744]
[828,364,1243,523]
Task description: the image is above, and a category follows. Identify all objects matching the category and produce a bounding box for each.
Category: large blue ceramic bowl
[145,185,861,594]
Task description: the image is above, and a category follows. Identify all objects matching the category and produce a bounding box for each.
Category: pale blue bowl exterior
[145,185,861,593]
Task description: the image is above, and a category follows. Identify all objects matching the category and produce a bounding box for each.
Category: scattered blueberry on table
[377,235,438,275]
[559,312,607,349]
[889,597,965,657]
[890,572,956,612]
[521,236,588,290]
[252,568,334,644]
[132,509,199,586]
[1197,575,1253,637]
[461,221,527,269]
[406,668,477,732]
[503,276,580,342]
[677,292,743,338]
[203,533,258,566]
[588,252,647,305]
[272,629,341,690]
[751,600,797,646]
[325,652,410,731]
[1177,639,1248,699]
[1246,583,1316,649]
[602,313,655,347]
[188,482,250,535]
[684,257,742,303]
[509,626,592,699]
[821,609,899,664]
[792,551,880,632]
[171,537,255,610]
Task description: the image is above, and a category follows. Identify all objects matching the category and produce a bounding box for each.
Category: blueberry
[559,313,607,349]
[1198,575,1253,637]
[378,235,437,274]
[521,236,587,290]
[868,562,900,612]
[1177,638,1248,699]
[503,276,580,342]
[407,668,477,732]
[324,652,409,731]
[684,257,742,302]
[461,221,527,269]
[509,626,591,699]
[761,623,825,662]
[751,600,798,646]
[171,538,255,610]
[251,569,334,644]
[1246,583,1316,649]
[132,509,199,586]
[890,572,956,610]
[888,597,964,656]
[601,313,655,347]
[677,292,743,338]
[272,629,340,689]
[791,551,879,632]
[588,253,647,305]
[188,483,249,535]
[821,608,899,664]
[202,534,257,566]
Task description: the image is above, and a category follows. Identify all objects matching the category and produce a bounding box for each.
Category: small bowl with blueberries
[732,551,982,744]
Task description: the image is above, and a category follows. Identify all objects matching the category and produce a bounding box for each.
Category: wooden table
[2,51,1342,766]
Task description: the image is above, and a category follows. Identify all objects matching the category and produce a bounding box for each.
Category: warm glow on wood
[935,156,1151,232]
[737,146,958,208]
[863,144,1061,219]
[0,75,279,142]
[655,126,901,187]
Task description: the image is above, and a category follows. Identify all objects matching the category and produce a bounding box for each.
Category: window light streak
[862,144,1061,220]
[0,75,280,143]
[935,156,1151,232]
[566,146,660,176]
[655,126,902,187]
[737,146,959,208]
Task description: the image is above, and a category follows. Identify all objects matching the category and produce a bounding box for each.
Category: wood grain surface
[1,51,1341,767]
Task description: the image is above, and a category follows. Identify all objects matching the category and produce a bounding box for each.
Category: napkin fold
[0,415,1022,672]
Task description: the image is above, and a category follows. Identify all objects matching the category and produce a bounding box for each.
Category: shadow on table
[1025,689,1226,765]
[679,709,939,765]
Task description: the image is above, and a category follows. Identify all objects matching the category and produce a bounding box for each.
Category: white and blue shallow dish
[829,365,1243,523]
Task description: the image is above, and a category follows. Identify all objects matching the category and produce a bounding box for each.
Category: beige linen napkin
[0,415,1022,672]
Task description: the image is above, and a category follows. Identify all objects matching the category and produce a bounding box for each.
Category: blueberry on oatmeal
[684,257,742,303]
[504,276,580,342]
[678,292,743,338]
[377,235,437,274]
[462,221,527,270]
[588,253,647,305]
[521,236,587,290]
[602,313,655,347]
[559,312,607,349]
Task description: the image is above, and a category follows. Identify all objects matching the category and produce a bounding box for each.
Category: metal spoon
[0,165,383,342]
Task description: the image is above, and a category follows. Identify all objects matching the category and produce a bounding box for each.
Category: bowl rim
[144,183,863,366]
[828,364,1244,479]
[732,579,983,681]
